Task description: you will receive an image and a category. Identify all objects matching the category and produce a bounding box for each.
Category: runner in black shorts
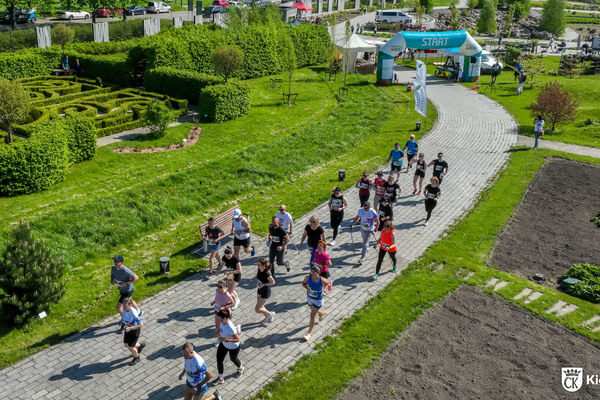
[121,297,146,366]
[423,177,441,226]
[386,144,405,181]
[218,246,242,309]
[403,134,418,171]
[410,153,427,195]
[250,258,276,325]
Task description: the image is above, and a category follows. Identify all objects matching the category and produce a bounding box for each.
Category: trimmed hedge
[287,24,330,69]
[63,115,97,163]
[69,53,132,87]
[144,67,222,104]
[0,51,62,80]
[198,80,250,123]
[0,120,70,196]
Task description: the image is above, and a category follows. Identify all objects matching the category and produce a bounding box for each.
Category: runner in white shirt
[352,201,379,265]
[275,204,293,253]
[121,297,145,366]
[179,342,221,400]
[212,309,244,385]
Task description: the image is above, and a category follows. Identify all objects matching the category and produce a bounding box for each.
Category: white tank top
[233,217,250,240]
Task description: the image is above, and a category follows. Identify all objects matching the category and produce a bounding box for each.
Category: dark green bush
[69,53,132,87]
[0,51,62,80]
[564,263,600,303]
[144,67,222,104]
[198,80,250,123]
[62,115,97,163]
[287,24,330,69]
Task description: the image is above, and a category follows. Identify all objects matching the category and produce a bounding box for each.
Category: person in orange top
[373,221,397,280]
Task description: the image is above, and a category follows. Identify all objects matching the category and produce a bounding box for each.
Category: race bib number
[360,183,369,189]
[407,150,413,155]
[427,193,436,199]
[376,187,385,195]
[392,160,401,166]
[362,222,370,228]
[436,165,443,171]
[272,236,280,243]
[308,290,319,297]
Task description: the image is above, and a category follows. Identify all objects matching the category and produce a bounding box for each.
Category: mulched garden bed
[337,285,600,399]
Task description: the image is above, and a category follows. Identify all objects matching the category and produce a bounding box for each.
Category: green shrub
[198,80,250,123]
[144,67,222,104]
[69,53,132,87]
[0,52,62,80]
[287,24,330,69]
[62,115,97,163]
[144,99,175,138]
[0,120,70,196]
[564,263,600,303]
[593,212,600,227]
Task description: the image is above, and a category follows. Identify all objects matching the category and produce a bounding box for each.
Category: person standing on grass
[232,209,255,259]
[275,205,293,253]
[386,143,405,181]
[533,115,545,149]
[376,196,393,232]
[301,265,330,342]
[373,171,387,212]
[218,246,242,310]
[428,152,448,185]
[314,240,333,290]
[403,135,418,172]
[268,216,290,277]
[410,153,427,195]
[179,342,222,400]
[355,170,372,207]
[423,177,441,226]
[210,280,234,345]
[352,201,379,265]
[299,215,326,268]
[373,221,398,280]
[212,309,244,385]
[513,60,522,82]
[383,175,400,205]
[249,258,276,325]
[121,297,146,366]
[111,255,142,332]
[203,218,226,275]
[328,186,348,247]
[517,71,527,96]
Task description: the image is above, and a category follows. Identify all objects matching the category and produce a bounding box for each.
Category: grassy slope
[0,69,436,368]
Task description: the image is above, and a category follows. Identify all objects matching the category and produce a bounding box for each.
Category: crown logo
[564,369,580,377]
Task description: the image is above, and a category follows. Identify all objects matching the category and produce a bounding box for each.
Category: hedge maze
[15,76,188,138]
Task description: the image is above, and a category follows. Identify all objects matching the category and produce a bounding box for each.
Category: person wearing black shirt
[249,258,276,324]
[383,176,400,204]
[219,247,242,309]
[268,217,290,277]
[428,152,449,184]
[300,215,326,267]
[423,177,441,226]
[204,217,227,275]
[328,187,348,246]
[377,196,394,231]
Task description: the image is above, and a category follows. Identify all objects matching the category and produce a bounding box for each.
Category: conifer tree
[539,0,567,36]
[0,219,65,325]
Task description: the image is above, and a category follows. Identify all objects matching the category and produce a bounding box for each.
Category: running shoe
[129,356,140,366]
[392,265,397,273]
[236,324,242,334]
[250,246,256,256]
[285,261,290,272]
[424,221,429,226]
[357,259,363,265]
[329,240,336,246]
[232,295,240,310]
[266,311,275,323]
[213,339,220,347]
[303,332,311,342]
[213,390,222,400]
[118,321,125,333]
[137,342,146,354]
[212,377,224,385]
[418,190,421,195]
[371,274,378,281]
[412,189,417,194]
[327,280,333,291]
[235,365,245,378]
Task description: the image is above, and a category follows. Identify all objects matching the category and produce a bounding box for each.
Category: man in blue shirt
[403,134,419,172]
[386,143,405,181]
[111,255,142,332]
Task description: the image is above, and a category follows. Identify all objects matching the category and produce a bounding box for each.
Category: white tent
[335,34,378,73]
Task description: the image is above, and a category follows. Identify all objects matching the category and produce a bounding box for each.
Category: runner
[376,196,393,232]
[328,186,348,246]
[179,342,221,400]
[314,240,333,291]
[249,258,276,325]
[373,221,398,280]
[111,255,142,332]
[299,215,326,267]
[212,309,244,385]
[428,152,449,184]
[386,143,404,180]
[275,205,293,253]
[301,265,330,342]
[121,297,146,366]
[409,153,427,195]
[383,175,400,205]
[203,218,226,275]
[373,171,387,212]
[218,246,242,310]
[352,201,379,265]
[355,170,371,207]
[268,216,290,277]
[423,177,441,226]
[231,209,255,258]
[403,134,419,172]
[210,280,234,343]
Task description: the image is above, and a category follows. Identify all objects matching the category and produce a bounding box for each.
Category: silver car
[57,10,91,20]
[147,1,172,13]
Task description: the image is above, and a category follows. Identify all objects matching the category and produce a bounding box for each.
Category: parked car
[93,7,121,17]
[125,5,147,15]
[1,8,36,23]
[375,10,413,24]
[57,10,91,20]
[212,0,229,6]
[203,5,223,16]
[480,50,503,74]
[147,1,172,13]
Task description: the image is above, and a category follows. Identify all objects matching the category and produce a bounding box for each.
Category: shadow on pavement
[49,356,130,381]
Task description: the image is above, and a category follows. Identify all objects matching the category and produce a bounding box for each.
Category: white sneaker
[329,240,336,246]
[232,295,240,310]
[266,311,275,323]
[424,220,429,226]
[236,324,242,334]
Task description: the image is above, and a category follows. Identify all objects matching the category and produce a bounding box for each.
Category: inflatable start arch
[376,30,483,84]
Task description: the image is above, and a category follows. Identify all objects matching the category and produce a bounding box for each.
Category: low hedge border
[144,67,222,104]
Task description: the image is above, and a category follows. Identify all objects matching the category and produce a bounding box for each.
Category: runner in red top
[373,171,387,212]
[373,221,397,280]
[355,170,371,207]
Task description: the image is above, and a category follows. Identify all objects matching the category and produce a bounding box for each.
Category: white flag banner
[413,80,427,118]
[415,59,427,86]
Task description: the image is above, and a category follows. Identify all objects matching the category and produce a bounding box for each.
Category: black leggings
[425,199,437,221]
[376,248,397,274]
[216,343,242,374]
[359,193,370,207]
[330,211,344,240]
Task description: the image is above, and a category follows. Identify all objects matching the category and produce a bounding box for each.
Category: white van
[375,10,414,24]
[480,50,503,74]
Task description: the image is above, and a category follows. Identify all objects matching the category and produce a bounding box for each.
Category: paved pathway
[0,68,518,400]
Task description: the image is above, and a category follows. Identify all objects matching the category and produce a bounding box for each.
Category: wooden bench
[198,205,239,253]
[51,68,75,76]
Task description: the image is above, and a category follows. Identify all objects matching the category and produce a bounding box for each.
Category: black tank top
[416,160,426,172]
[330,195,344,212]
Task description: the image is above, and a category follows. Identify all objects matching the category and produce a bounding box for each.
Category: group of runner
[109,135,449,400]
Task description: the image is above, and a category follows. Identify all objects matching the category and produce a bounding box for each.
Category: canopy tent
[335,34,378,73]
[290,2,313,11]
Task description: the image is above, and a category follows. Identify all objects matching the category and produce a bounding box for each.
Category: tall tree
[0,77,31,144]
[1,0,23,30]
[477,0,497,34]
[539,0,566,36]
[51,24,75,55]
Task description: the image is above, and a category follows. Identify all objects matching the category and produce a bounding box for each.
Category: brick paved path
[0,68,517,400]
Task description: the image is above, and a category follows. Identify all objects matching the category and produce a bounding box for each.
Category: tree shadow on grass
[49,356,130,381]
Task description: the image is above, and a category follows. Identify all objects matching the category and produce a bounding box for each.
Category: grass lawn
[251,148,600,400]
[0,67,436,368]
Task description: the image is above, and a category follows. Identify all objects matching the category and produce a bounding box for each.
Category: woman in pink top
[313,240,333,291]
[210,280,234,339]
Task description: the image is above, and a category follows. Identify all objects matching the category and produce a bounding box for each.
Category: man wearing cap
[111,255,141,332]
[275,205,293,254]
[232,209,255,258]
[386,143,405,181]
[352,201,379,265]
[372,171,387,212]
[328,186,348,247]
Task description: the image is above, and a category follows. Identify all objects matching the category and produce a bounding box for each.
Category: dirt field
[337,285,600,399]
[489,158,600,284]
